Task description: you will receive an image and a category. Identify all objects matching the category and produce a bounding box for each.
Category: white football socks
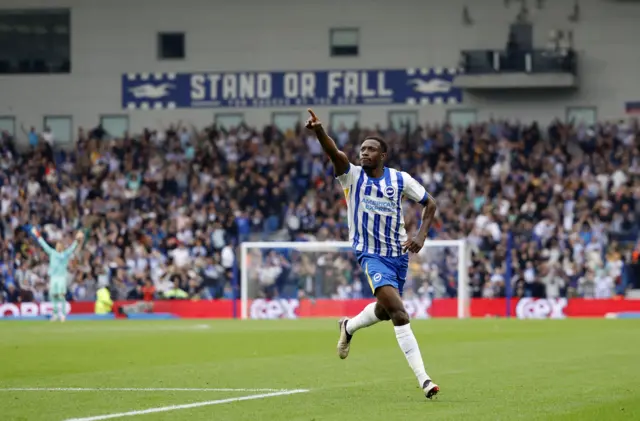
[346,302,380,335]
[394,324,431,386]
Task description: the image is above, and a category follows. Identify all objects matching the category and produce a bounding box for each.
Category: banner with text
[122,67,462,110]
[3,298,640,319]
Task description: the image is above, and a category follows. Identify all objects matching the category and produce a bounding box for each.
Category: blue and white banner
[122,67,462,110]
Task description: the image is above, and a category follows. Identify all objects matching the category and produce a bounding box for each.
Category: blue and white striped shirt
[336,164,429,257]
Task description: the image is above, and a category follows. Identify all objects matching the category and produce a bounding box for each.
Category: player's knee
[374,303,391,321]
[389,309,410,326]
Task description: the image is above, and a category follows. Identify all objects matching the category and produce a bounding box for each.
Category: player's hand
[305,108,322,130]
[402,236,426,254]
[75,231,85,242]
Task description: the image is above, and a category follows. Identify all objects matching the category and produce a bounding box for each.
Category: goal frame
[240,240,469,319]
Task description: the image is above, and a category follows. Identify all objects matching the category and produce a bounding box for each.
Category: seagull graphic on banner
[124,73,178,110]
[129,84,175,99]
[121,67,462,109]
[404,67,461,105]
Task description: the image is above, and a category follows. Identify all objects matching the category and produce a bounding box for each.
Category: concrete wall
[0,0,639,144]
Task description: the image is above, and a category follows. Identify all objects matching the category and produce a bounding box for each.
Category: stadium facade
[0,0,638,144]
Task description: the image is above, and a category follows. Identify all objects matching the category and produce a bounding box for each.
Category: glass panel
[0,9,70,74]
[389,111,418,132]
[330,112,359,131]
[44,116,71,144]
[215,113,244,131]
[566,107,596,126]
[447,109,477,129]
[0,116,15,136]
[158,32,185,59]
[100,115,129,139]
[330,28,358,46]
[273,112,300,132]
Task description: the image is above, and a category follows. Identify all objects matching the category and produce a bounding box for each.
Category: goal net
[240,240,469,320]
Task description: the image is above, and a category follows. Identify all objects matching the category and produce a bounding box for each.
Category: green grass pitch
[1,319,639,421]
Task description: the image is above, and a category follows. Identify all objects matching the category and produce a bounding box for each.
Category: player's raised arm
[305,108,350,176]
[31,227,55,256]
[62,231,84,259]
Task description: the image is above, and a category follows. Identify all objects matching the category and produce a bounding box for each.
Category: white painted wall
[0,0,639,145]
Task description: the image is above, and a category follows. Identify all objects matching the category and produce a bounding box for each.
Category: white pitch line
[0,387,285,392]
[7,325,212,334]
[62,389,310,421]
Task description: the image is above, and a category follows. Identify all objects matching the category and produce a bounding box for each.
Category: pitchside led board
[121,67,462,109]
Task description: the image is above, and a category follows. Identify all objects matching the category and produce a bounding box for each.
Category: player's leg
[50,279,66,322]
[52,294,63,321]
[337,301,389,359]
[374,256,439,399]
[337,255,395,359]
[58,292,67,322]
[347,301,390,334]
[48,282,59,321]
[376,286,438,398]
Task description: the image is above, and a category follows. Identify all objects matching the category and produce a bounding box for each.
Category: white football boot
[337,317,352,359]
[423,380,440,400]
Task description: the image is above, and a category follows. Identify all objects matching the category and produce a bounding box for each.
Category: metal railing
[460,49,576,74]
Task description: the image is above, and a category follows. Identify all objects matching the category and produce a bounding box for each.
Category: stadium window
[215,113,244,131]
[43,115,72,145]
[330,111,359,131]
[272,112,300,133]
[330,28,359,57]
[0,8,70,74]
[447,109,477,130]
[100,115,129,139]
[566,106,596,126]
[0,116,15,136]
[158,32,185,60]
[388,111,418,132]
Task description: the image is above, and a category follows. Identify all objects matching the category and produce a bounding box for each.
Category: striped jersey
[336,163,429,257]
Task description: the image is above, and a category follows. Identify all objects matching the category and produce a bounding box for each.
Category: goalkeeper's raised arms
[31,226,84,245]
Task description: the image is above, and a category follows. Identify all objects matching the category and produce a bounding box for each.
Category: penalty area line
[62,389,310,421]
[0,387,286,392]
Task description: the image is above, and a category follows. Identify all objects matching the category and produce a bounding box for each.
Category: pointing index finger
[307,108,318,121]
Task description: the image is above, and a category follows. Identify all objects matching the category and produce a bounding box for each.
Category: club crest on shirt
[373,273,382,282]
[384,185,397,198]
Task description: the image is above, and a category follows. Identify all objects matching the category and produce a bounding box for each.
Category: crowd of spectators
[249,117,640,301]
[0,115,639,306]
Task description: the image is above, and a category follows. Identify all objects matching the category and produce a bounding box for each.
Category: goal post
[240,240,469,320]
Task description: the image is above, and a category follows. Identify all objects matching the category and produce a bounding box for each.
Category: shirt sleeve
[335,163,359,189]
[62,241,79,260]
[401,172,430,205]
[37,237,56,256]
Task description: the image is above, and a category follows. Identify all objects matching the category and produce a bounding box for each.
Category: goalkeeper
[31,227,84,322]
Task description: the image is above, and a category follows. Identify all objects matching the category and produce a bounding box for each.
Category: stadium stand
[0,117,638,305]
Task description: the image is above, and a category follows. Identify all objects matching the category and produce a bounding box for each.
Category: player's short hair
[363,136,388,153]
